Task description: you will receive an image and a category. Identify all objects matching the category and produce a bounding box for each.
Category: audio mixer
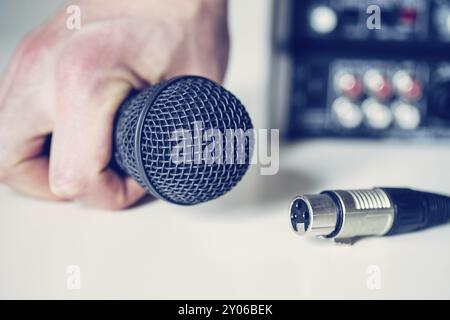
[271,0,450,139]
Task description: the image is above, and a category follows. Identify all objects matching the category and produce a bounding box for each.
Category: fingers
[160,0,229,84]
[3,157,62,201]
[0,31,58,201]
[49,80,147,209]
[1,4,229,209]
[49,43,147,209]
[52,169,147,210]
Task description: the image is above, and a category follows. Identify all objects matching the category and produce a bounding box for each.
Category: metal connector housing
[290,188,395,243]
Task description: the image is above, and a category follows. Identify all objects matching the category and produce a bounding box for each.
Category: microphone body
[113,76,253,205]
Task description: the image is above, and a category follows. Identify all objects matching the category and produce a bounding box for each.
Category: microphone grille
[115,76,253,205]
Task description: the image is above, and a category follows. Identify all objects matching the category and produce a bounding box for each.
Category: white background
[1,0,449,299]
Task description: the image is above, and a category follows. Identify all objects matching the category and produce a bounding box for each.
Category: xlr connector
[290,188,450,243]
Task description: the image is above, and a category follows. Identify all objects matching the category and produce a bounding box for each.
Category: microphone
[113,76,254,205]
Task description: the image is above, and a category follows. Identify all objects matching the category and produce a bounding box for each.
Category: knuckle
[49,172,88,198]
[14,32,52,67]
[8,31,56,83]
[57,46,93,78]
[56,32,112,84]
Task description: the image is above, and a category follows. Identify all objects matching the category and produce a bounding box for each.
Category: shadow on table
[194,166,323,215]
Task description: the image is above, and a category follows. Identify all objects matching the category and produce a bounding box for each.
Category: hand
[0,0,229,209]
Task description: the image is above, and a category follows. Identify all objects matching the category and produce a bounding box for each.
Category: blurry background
[1,0,450,299]
[272,0,450,140]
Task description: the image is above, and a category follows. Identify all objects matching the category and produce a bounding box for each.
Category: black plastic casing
[382,188,450,235]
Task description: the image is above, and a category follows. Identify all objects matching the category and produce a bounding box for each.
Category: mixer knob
[333,71,363,99]
[392,101,421,130]
[332,97,363,129]
[309,6,338,35]
[392,70,422,101]
[362,98,393,130]
[363,69,392,101]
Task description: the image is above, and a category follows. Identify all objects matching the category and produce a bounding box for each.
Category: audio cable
[290,188,450,244]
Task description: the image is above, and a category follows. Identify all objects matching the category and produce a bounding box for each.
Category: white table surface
[1,0,450,299]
